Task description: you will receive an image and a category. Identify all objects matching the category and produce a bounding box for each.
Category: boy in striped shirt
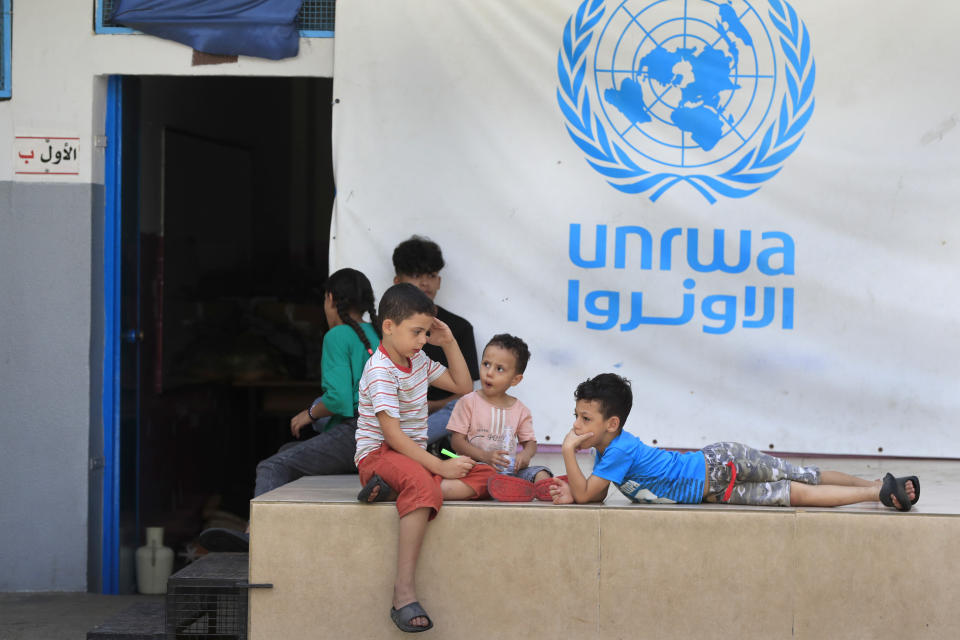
[355,282,496,633]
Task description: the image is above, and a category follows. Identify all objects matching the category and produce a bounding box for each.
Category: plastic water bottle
[499,423,517,475]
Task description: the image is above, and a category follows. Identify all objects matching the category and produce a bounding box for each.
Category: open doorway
[114,75,334,591]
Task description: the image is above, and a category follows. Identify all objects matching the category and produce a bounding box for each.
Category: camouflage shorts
[702,442,820,507]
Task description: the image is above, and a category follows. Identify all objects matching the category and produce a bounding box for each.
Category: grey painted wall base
[0,181,99,591]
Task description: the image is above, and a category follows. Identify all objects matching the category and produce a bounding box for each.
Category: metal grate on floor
[165,586,247,639]
[164,553,251,640]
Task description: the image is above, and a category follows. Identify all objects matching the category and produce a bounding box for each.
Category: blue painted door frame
[102,75,123,594]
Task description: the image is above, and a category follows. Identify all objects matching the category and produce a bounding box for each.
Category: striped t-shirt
[354,345,446,465]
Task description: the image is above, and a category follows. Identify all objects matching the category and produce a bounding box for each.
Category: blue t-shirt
[592,431,705,503]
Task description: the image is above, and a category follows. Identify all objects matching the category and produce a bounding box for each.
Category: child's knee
[728,480,792,507]
[801,466,821,485]
[456,467,495,500]
[396,478,443,518]
[255,458,288,481]
[406,473,443,504]
[440,478,477,500]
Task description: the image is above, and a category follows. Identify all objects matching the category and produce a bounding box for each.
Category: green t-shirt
[316,322,380,429]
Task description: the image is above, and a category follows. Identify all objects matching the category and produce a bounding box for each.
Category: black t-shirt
[423,305,480,401]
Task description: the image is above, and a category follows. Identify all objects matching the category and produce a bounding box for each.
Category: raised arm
[425,318,472,396]
[562,429,611,503]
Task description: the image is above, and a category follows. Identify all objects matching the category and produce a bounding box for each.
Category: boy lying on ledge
[548,373,919,512]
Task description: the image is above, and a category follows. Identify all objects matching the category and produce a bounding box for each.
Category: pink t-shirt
[355,345,446,465]
[446,391,536,451]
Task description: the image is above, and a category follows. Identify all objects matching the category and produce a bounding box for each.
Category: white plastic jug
[136,526,174,594]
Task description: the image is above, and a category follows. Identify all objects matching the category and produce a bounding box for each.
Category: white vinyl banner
[331,0,960,456]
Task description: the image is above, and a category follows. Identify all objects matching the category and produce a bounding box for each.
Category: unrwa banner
[330,0,959,456]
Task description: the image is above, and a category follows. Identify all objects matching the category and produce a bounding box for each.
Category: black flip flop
[357,474,396,503]
[879,473,912,512]
[390,600,433,633]
[198,528,249,552]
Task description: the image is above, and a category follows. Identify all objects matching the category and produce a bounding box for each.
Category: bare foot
[549,479,574,504]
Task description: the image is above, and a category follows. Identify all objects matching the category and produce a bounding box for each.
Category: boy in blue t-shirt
[549,373,919,511]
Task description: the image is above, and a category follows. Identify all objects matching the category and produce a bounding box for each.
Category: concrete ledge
[249,475,960,639]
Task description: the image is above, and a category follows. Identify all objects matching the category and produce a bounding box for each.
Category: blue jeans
[253,419,358,497]
[513,465,552,483]
[426,398,458,445]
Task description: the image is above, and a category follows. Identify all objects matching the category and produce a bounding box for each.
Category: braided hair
[324,268,380,355]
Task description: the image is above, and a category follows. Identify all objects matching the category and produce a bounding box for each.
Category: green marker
[441,448,459,458]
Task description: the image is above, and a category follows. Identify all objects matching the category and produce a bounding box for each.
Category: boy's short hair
[574,373,633,429]
[392,235,445,276]
[485,334,531,374]
[378,282,437,326]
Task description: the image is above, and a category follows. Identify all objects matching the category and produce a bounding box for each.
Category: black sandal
[357,474,396,503]
[390,600,433,633]
[879,473,915,512]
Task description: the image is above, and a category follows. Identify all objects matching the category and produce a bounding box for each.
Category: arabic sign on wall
[14,136,80,176]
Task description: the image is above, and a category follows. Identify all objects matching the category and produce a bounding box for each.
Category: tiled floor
[0,593,161,640]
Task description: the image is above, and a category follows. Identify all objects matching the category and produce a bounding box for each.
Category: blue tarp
[111,0,303,60]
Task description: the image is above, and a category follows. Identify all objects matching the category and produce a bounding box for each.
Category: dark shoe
[390,601,433,633]
[357,474,396,502]
[198,528,249,552]
[879,473,915,512]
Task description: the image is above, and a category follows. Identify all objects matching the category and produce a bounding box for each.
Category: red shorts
[357,444,496,519]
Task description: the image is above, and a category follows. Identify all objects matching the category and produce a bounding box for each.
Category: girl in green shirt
[201,268,382,552]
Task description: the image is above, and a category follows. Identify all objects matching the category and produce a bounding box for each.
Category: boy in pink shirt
[447,334,553,501]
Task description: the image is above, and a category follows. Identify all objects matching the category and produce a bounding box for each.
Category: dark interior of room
[117,75,334,584]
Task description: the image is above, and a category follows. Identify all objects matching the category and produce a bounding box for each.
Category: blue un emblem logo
[557,0,814,203]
